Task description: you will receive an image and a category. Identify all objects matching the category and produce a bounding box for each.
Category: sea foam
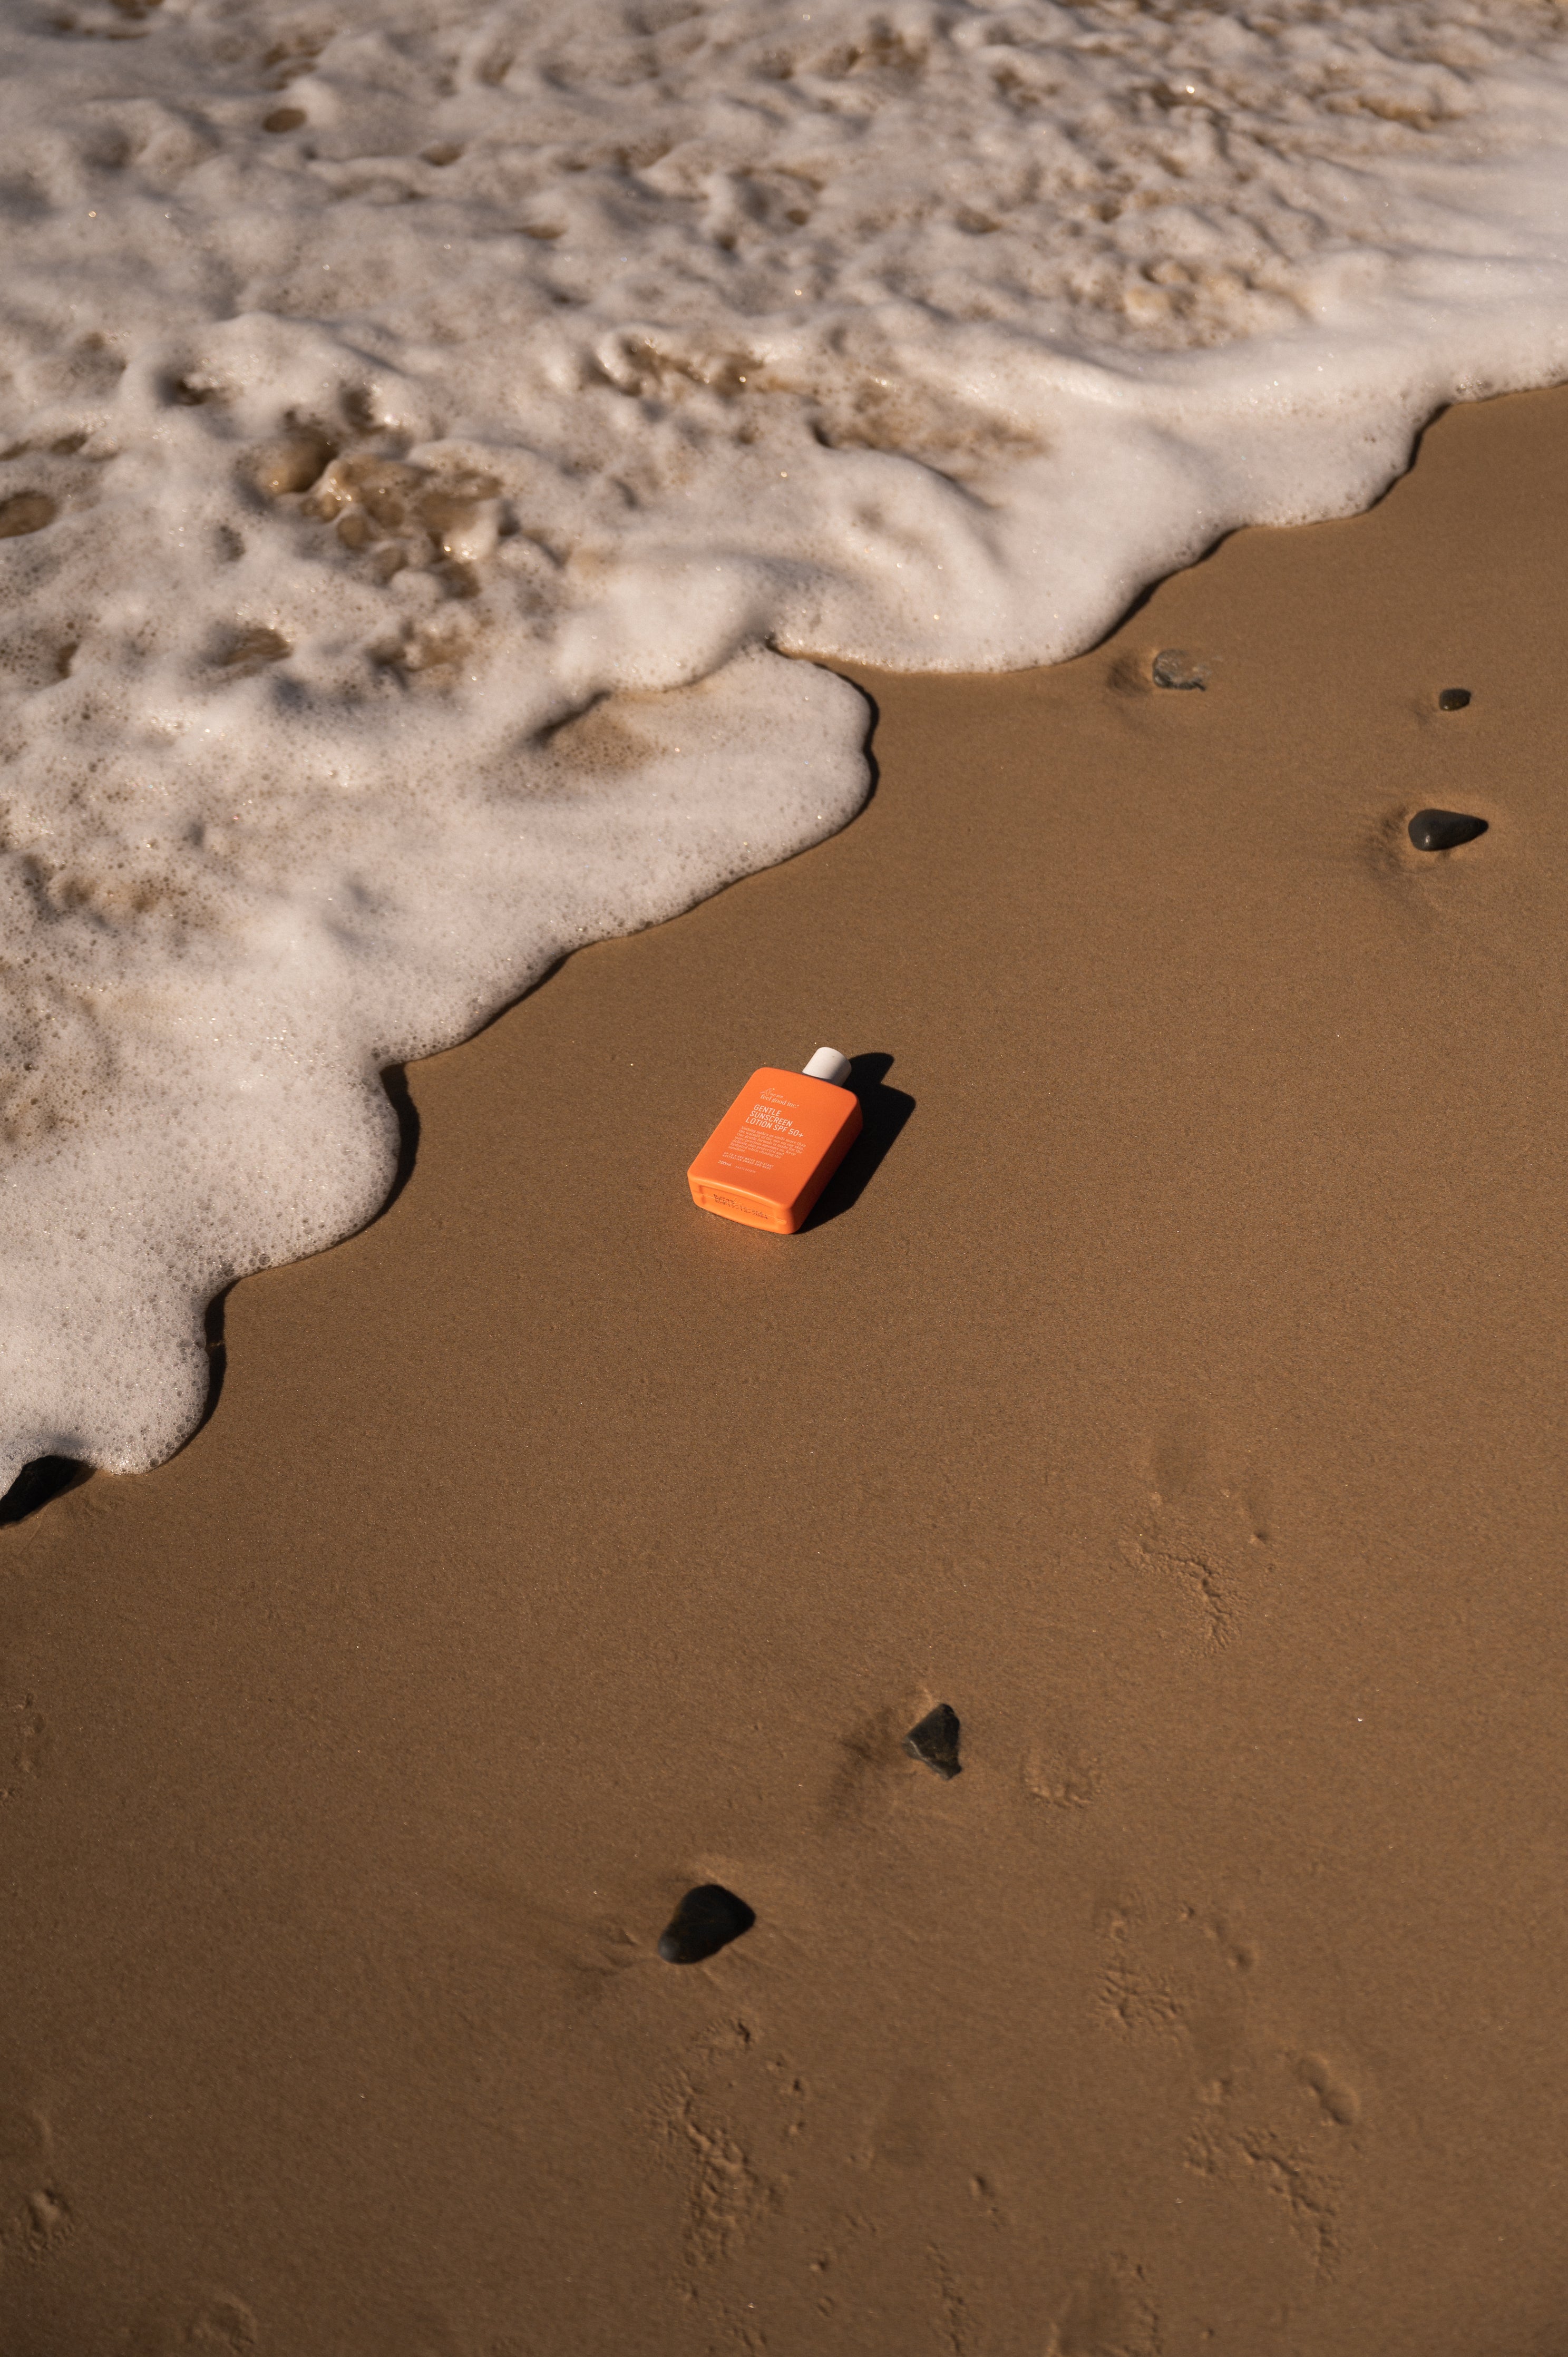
[3,0,1568,1488]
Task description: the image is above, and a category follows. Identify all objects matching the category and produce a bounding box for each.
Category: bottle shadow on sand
[804,1051,915,1229]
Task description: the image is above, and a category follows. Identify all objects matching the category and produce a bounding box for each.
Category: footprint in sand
[1121,1444,1274,1652]
[1046,2254,1162,2357]
[1183,2028,1365,2275]
[0,2086,71,2267]
[1185,2111,1346,2276]
[867,2067,951,2173]
[125,2291,259,2354]
[664,2086,772,2272]
[655,2028,810,2288]
[1090,1892,1193,2042]
[1085,1877,1365,2279]
[0,1686,46,1803]
[1093,1892,1268,2051]
[1297,2052,1362,2129]
[1022,1740,1100,1809]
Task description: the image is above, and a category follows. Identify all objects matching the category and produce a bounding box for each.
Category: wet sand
[2,386,1568,2354]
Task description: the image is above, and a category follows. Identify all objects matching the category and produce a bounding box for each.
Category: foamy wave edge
[3,0,1568,1492]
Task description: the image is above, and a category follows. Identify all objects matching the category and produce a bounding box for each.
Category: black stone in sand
[1408,808,1488,852]
[0,1455,83,1526]
[1152,648,1207,691]
[657,1883,756,1965]
[1437,687,1472,711]
[904,1702,963,1779]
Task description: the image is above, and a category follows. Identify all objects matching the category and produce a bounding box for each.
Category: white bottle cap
[802,1046,852,1088]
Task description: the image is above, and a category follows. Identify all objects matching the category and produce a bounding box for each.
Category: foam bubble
[3,0,1568,1484]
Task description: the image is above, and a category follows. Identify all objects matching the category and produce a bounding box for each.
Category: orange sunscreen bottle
[688,1047,863,1234]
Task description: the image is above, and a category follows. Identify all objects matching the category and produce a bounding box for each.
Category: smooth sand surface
[3,387,1568,2355]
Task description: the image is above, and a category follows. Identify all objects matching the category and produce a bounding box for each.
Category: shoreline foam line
[4,0,1568,1485]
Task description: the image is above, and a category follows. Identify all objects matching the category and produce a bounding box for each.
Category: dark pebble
[1408,808,1488,852]
[0,1456,84,1527]
[1437,687,1472,712]
[1152,648,1207,691]
[904,1702,963,1779]
[657,1882,756,1965]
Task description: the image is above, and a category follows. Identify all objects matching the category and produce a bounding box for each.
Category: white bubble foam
[2,0,1568,1487]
